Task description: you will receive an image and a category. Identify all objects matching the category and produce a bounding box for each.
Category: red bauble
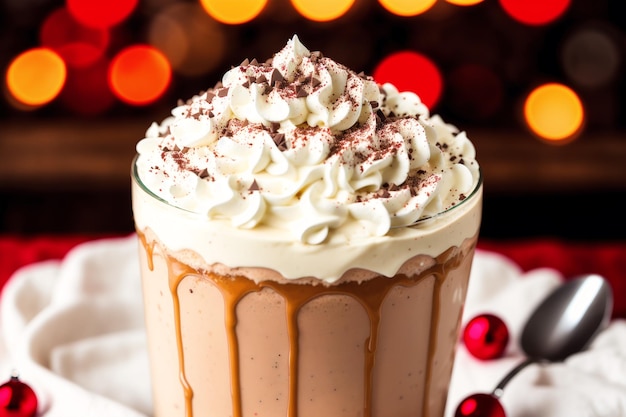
[0,376,38,417]
[463,313,509,360]
[455,393,506,417]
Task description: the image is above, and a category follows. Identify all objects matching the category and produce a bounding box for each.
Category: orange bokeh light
[373,51,443,110]
[199,0,268,24]
[67,0,138,29]
[5,47,67,107]
[524,83,584,143]
[108,45,171,106]
[378,0,437,16]
[40,7,110,68]
[499,0,570,25]
[290,0,355,21]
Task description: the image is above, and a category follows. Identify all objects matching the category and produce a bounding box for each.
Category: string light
[524,83,584,143]
[498,0,570,26]
[373,51,443,109]
[199,0,268,24]
[108,45,171,106]
[378,0,437,17]
[290,0,355,21]
[5,47,67,107]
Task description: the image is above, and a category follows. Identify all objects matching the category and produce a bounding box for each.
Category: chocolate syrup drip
[139,232,474,417]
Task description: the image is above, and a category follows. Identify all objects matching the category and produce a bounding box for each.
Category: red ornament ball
[455,393,506,417]
[0,376,38,417]
[463,313,509,360]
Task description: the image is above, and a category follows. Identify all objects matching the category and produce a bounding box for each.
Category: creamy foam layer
[132,172,481,282]
[135,35,480,247]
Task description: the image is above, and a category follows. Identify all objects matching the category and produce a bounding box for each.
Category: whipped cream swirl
[135,36,480,244]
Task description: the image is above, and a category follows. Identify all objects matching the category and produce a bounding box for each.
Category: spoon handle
[491,358,543,398]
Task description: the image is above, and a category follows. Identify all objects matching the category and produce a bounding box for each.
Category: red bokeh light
[61,59,115,115]
[373,51,443,109]
[498,0,570,25]
[40,7,109,68]
[67,0,138,29]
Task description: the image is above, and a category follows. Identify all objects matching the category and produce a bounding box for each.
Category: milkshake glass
[132,36,483,417]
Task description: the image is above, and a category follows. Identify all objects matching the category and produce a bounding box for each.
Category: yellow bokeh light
[5,47,67,107]
[524,83,584,143]
[446,0,484,5]
[291,0,355,21]
[199,0,267,24]
[378,0,437,16]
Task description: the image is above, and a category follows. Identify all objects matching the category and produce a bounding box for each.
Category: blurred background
[0,0,624,240]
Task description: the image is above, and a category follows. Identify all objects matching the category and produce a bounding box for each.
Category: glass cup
[132,156,483,417]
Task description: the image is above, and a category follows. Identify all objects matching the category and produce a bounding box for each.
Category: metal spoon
[455,274,613,417]
[492,273,613,397]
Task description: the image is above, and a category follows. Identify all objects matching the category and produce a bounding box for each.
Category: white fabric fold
[0,236,624,417]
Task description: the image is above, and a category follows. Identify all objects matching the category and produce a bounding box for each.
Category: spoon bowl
[521,274,613,361]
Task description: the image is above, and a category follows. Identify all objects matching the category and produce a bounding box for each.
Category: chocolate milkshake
[132,36,482,417]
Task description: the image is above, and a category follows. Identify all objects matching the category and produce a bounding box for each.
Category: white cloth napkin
[0,235,624,417]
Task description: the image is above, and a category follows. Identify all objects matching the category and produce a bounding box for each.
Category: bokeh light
[61,59,115,115]
[446,0,484,5]
[5,47,67,107]
[291,0,355,21]
[108,45,171,106]
[373,51,443,109]
[524,83,584,143]
[40,7,110,68]
[378,0,437,17]
[149,3,226,77]
[561,26,621,90]
[447,63,504,121]
[499,0,570,26]
[67,0,138,29]
[199,0,268,24]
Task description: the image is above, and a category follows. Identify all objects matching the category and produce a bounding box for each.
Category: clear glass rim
[132,154,482,225]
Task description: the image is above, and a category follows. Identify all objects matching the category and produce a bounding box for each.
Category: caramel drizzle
[139,232,470,417]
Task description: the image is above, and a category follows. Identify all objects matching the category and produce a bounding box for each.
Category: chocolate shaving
[240,58,250,66]
[217,87,229,97]
[248,180,260,192]
[270,69,285,87]
[197,168,210,179]
[272,132,287,151]
[296,85,307,98]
